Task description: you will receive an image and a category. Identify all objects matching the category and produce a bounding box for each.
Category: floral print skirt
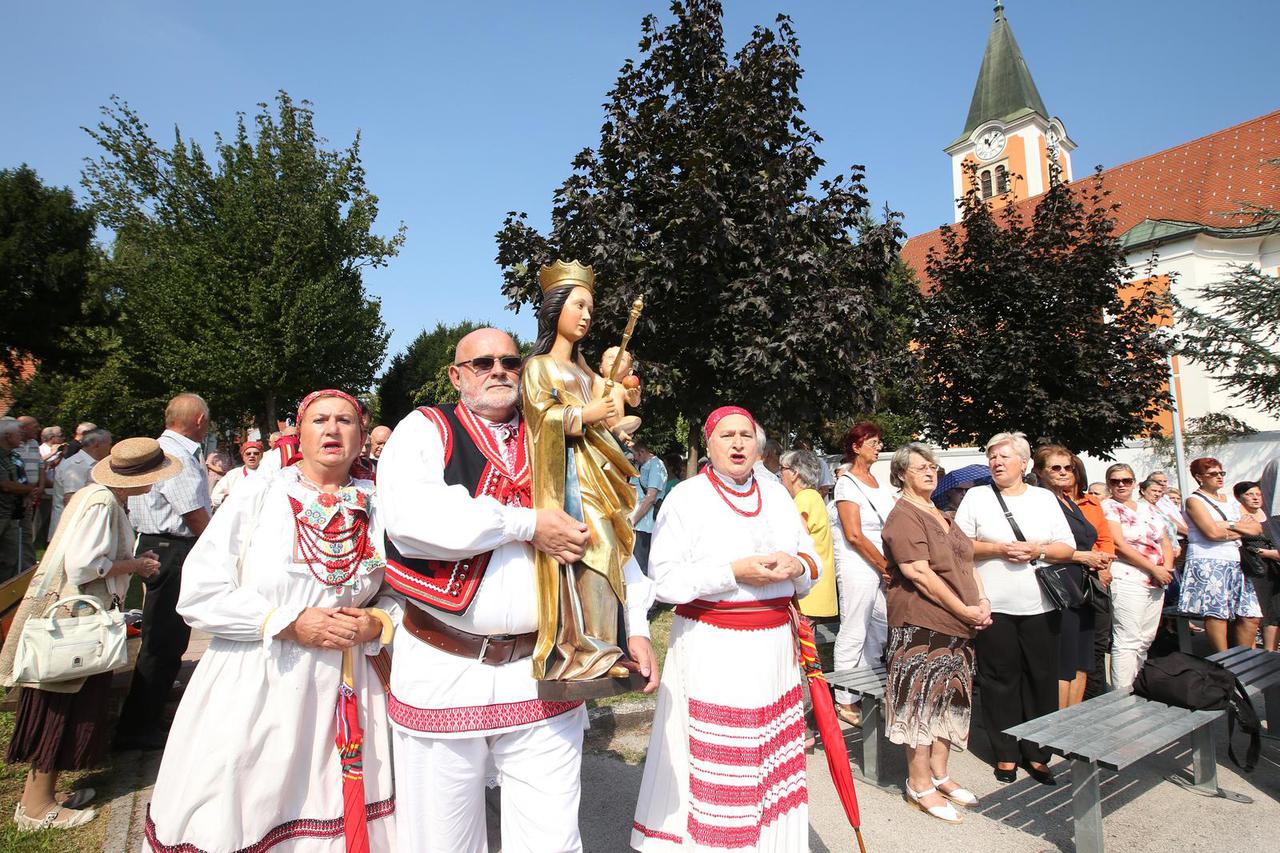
[884,625,974,749]
[1177,557,1262,620]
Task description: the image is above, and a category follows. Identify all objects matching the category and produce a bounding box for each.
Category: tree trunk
[685,418,699,479]
[262,393,277,442]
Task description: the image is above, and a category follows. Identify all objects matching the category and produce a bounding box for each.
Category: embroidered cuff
[504,506,538,543]
[625,602,652,640]
[261,603,305,647]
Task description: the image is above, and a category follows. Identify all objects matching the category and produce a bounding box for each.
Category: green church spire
[954,2,1048,144]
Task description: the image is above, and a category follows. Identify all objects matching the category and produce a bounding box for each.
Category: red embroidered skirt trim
[674,597,792,630]
[388,694,583,734]
[143,797,394,853]
[633,820,684,844]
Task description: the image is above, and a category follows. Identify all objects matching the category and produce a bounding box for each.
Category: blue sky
[3,1,1275,362]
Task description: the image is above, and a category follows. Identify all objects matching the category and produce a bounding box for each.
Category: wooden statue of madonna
[523,260,645,698]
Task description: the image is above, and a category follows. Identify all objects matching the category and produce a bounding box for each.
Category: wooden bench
[824,663,894,789]
[1209,645,1280,737]
[1005,689,1249,853]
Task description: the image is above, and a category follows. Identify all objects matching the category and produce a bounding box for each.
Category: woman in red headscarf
[143,390,400,853]
[631,406,819,852]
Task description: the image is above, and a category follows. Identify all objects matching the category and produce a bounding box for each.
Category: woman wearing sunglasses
[1178,457,1263,652]
[1101,463,1173,689]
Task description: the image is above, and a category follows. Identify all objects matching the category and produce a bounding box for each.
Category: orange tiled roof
[902,108,1280,287]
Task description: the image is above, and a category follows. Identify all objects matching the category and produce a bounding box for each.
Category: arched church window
[996,165,1009,194]
[980,169,993,199]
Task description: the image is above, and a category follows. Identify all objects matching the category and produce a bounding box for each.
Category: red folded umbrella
[797,611,868,853]
[335,650,370,853]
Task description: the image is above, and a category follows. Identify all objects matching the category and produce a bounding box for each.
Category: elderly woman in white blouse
[954,432,1074,786]
[144,390,400,853]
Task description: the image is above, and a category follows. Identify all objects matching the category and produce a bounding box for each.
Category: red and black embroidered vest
[383,403,531,613]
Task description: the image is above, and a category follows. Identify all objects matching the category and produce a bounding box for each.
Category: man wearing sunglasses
[377,327,656,852]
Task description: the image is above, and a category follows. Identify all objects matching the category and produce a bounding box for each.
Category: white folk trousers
[393,708,585,853]
[1110,577,1164,690]
[833,557,887,704]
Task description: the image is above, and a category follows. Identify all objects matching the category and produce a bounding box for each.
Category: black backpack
[1133,651,1261,770]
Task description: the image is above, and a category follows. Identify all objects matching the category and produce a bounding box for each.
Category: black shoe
[1021,760,1057,785]
[993,765,1017,783]
[113,731,168,752]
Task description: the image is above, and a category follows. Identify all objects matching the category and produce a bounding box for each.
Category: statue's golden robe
[521,354,637,680]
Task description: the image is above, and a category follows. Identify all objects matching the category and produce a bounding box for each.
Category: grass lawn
[0,710,112,852]
[592,607,672,708]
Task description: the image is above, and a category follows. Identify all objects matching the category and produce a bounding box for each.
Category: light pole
[1165,336,1190,501]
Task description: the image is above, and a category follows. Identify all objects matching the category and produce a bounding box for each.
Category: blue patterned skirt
[1177,557,1262,620]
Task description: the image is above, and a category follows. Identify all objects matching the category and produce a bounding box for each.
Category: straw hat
[91,437,184,488]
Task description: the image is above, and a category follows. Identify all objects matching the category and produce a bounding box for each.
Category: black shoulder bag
[993,487,1084,610]
[1134,651,1262,771]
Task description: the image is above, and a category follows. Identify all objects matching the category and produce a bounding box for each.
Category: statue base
[536,663,651,701]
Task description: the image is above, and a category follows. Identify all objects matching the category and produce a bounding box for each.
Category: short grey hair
[890,442,940,489]
[81,428,112,447]
[41,426,63,442]
[984,431,1031,462]
[0,419,20,438]
[780,449,822,489]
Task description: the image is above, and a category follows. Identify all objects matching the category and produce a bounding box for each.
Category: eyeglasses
[1108,477,1135,486]
[908,463,939,474]
[455,355,522,374]
[1045,464,1073,473]
[1203,470,1225,478]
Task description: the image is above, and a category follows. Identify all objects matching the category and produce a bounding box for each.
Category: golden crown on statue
[538,259,595,295]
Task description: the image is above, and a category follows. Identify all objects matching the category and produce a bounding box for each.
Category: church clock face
[975,128,1006,161]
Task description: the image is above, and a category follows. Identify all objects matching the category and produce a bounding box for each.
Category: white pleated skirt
[631,614,807,852]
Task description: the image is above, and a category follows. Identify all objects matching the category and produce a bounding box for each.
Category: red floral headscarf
[703,405,756,440]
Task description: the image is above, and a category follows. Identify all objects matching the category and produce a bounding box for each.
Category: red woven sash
[674,597,792,630]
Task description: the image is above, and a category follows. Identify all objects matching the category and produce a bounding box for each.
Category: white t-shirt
[954,484,1074,616]
[830,473,896,572]
[1185,491,1242,562]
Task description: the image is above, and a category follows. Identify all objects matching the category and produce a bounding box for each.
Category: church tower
[944,2,1074,222]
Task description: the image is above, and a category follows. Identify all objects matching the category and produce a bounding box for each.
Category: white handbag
[12,595,129,685]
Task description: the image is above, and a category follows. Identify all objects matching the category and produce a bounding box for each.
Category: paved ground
[102,634,1280,851]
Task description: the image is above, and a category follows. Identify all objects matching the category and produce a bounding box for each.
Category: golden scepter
[605,296,645,387]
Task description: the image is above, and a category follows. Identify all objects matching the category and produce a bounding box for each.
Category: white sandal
[931,775,979,807]
[13,801,98,831]
[904,781,963,824]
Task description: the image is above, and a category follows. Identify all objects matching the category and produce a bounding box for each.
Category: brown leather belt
[402,604,537,666]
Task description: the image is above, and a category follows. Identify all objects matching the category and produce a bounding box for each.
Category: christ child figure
[598,346,643,445]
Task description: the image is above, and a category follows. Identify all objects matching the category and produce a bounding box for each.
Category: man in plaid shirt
[115,394,213,752]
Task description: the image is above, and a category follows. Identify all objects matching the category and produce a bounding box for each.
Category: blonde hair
[985,431,1031,462]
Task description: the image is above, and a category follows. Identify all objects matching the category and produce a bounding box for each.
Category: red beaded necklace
[288,495,372,586]
[704,468,762,517]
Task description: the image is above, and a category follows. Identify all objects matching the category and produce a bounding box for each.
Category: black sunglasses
[1108,477,1135,486]
[455,355,522,373]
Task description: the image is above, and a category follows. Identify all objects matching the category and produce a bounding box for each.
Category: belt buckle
[479,633,515,664]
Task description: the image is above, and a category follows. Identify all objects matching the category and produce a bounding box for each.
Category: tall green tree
[377,321,524,426]
[0,165,103,374]
[1174,262,1280,416]
[1173,162,1280,416]
[80,92,404,434]
[495,0,903,462]
[916,162,1169,457]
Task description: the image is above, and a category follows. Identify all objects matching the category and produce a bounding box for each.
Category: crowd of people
[1,360,1278,846]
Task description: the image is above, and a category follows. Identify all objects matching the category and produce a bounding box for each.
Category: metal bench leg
[1166,719,1253,803]
[1264,685,1280,740]
[1176,617,1193,653]
[862,696,885,787]
[1071,758,1105,853]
